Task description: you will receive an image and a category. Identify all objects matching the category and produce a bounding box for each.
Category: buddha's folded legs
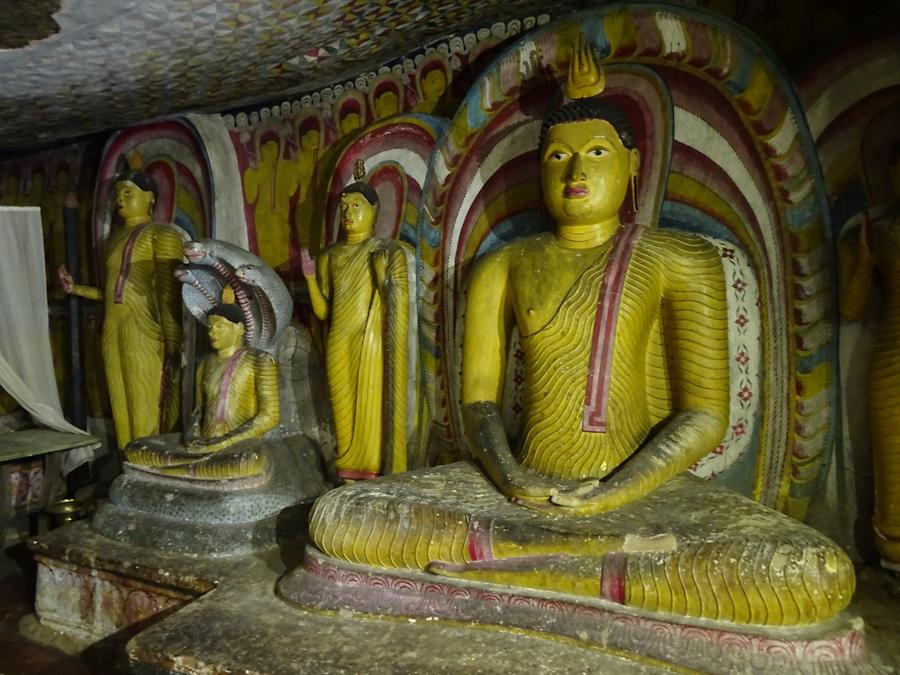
[309,463,855,627]
[123,434,269,480]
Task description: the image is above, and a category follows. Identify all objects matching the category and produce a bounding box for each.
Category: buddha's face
[300,129,320,152]
[340,191,376,236]
[115,180,154,220]
[421,69,447,102]
[260,140,279,163]
[374,91,399,119]
[340,112,361,135]
[208,315,244,351]
[541,119,639,226]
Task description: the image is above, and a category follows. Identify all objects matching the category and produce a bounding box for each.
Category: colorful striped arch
[323,114,447,249]
[93,119,214,251]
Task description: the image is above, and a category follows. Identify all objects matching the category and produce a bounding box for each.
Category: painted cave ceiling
[0,0,887,153]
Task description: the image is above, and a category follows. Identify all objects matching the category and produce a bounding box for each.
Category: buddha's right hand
[300,247,316,277]
[502,468,562,501]
[57,265,74,293]
[463,401,568,502]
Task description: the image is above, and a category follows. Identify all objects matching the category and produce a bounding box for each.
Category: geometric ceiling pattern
[0,0,581,153]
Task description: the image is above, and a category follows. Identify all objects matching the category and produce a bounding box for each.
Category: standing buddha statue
[839,145,900,570]
[301,163,414,480]
[58,167,185,449]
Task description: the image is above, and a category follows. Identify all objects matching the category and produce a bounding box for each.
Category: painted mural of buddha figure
[242,134,299,273]
[414,61,449,115]
[294,112,324,253]
[371,76,403,120]
[299,40,855,628]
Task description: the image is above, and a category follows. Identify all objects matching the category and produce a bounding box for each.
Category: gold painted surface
[303,190,412,477]
[61,180,184,449]
[124,313,278,479]
[309,45,852,627]
[310,465,856,627]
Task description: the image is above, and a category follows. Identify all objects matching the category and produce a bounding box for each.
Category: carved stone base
[29,522,686,674]
[29,522,215,642]
[92,435,329,556]
[279,548,885,674]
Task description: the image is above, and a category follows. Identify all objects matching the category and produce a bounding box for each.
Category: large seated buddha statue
[280,34,858,666]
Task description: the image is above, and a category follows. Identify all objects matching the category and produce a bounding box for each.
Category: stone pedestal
[93,435,329,557]
[28,522,679,674]
[29,522,217,643]
[28,521,897,674]
[281,547,878,674]
[30,432,328,643]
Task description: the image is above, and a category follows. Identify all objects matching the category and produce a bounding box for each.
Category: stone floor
[2,535,900,674]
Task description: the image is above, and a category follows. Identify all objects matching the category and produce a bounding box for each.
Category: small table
[0,429,100,546]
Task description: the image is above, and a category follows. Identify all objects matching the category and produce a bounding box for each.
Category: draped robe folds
[321,237,413,478]
[518,230,657,479]
[196,348,279,441]
[101,222,186,448]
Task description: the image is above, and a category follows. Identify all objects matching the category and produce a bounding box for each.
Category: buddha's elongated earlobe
[631,171,639,214]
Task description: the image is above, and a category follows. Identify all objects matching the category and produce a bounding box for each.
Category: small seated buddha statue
[124,302,279,480]
[295,39,854,628]
[93,245,330,556]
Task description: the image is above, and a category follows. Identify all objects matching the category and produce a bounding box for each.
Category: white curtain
[0,207,95,472]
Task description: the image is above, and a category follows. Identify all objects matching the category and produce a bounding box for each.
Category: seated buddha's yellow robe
[308,228,856,627]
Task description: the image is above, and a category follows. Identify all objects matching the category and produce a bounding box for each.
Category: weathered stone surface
[26,520,898,674]
[277,463,895,673]
[29,522,668,673]
[92,436,329,556]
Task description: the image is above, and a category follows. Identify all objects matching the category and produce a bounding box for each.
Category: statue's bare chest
[507,245,610,336]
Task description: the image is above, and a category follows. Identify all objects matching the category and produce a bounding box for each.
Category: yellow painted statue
[59,170,185,449]
[839,145,900,570]
[124,303,279,479]
[301,178,413,480]
[304,42,855,627]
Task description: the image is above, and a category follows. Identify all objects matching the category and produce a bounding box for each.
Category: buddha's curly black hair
[208,303,244,325]
[340,181,379,206]
[540,98,636,150]
[114,169,159,199]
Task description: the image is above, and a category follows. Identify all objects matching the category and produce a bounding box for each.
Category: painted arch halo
[415,4,835,512]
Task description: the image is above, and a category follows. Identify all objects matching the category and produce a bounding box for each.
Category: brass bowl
[42,498,91,529]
